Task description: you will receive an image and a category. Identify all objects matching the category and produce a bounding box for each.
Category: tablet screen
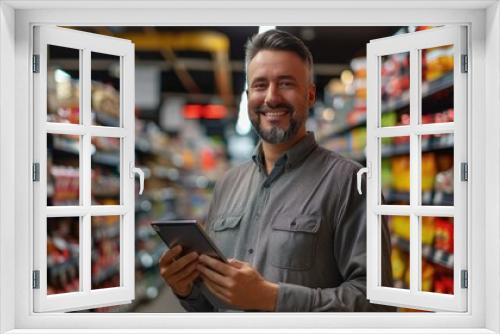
[151,220,228,263]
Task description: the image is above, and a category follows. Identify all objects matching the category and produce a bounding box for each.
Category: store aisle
[134,285,186,313]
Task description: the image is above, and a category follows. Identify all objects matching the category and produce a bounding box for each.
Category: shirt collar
[251,132,318,172]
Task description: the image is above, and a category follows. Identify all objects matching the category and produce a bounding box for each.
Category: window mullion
[409,47,421,294]
[81,48,92,293]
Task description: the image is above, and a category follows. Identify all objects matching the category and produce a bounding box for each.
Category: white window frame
[32,26,136,312]
[366,26,468,312]
[0,1,499,333]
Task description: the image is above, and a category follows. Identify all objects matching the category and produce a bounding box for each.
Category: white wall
[0,2,16,333]
[485,3,500,333]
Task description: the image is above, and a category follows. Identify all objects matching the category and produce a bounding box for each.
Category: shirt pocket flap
[213,215,242,232]
[272,214,321,233]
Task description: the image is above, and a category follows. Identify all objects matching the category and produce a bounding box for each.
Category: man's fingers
[159,245,182,266]
[199,255,234,276]
[197,263,231,288]
[203,277,232,302]
[228,258,245,269]
[170,260,199,285]
[165,251,199,277]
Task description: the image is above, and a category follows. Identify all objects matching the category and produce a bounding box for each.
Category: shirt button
[248,249,254,254]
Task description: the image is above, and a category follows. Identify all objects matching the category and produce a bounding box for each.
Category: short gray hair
[245,29,314,82]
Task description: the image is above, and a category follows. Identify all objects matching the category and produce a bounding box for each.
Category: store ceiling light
[54,69,71,83]
[340,69,354,86]
[258,26,276,33]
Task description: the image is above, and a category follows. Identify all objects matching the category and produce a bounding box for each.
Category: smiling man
[159,29,394,312]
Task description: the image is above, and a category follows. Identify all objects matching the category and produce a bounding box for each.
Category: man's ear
[308,83,316,107]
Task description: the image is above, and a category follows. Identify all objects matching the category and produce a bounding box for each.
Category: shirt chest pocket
[269,214,321,271]
[211,215,242,258]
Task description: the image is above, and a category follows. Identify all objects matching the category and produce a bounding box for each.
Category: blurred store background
[45,26,455,312]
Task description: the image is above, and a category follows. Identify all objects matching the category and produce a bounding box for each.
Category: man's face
[247,50,316,145]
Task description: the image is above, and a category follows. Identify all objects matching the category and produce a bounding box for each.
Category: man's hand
[159,245,200,297]
[197,255,278,311]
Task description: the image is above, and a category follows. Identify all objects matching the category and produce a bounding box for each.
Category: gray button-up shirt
[179,132,394,312]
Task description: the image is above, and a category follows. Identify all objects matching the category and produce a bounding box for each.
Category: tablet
[151,220,228,263]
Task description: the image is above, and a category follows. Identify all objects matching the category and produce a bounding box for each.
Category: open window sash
[366,26,468,312]
[33,26,136,312]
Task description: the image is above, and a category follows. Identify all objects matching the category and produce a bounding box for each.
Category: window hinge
[32,270,40,289]
[33,163,40,182]
[461,270,468,289]
[461,54,468,73]
[32,55,40,73]
[461,162,468,181]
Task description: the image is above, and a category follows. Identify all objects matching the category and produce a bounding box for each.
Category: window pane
[421,45,454,125]
[91,52,121,127]
[47,217,80,295]
[382,215,410,290]
[91,137,121,205]
[421,134,454,206]
[91,216,120,290]
[47,133,80,206]
[381,136,410,205]
[421,216,454,295]
[380,52,410,127]
[47,45,80,124]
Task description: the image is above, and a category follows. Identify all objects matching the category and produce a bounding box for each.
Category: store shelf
[48,256,79,275]
[94,111,120,127]
[383,190,453,206]
[50,140,79,156]
[391,235,454,269]
[92,152,120,167]
[323,72,454,141]
[336,139,453,162]
[92,263,120,286]
[382,140,453,158]
[92,225,120,242]
[329,114,367,137]
[135,137,154,155]
[382,71,453,113]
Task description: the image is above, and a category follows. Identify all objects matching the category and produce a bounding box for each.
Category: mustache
[255,103,294,114]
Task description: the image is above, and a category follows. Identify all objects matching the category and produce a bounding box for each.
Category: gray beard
[251,113,301,144]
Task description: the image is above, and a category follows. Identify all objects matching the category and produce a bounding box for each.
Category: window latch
[130,162,144,195]
[356,162,371,195]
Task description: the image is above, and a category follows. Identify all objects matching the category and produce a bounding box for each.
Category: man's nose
[264,83,283,107]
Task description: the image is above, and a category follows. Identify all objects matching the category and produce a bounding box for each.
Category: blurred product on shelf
[47,66,80,124]
[49,165,79,206]
[391,155,410,193]
[387,215,454,294]
[381,52,410,102]
[92,82,120,119]
[91,216,121,290]
[421,153,437,192]
[423,45,454,82]
[47,217,80,295]
[434,218,454,254]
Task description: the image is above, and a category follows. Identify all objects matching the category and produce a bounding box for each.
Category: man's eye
[280,81,294,88]
[252,83,267,90]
